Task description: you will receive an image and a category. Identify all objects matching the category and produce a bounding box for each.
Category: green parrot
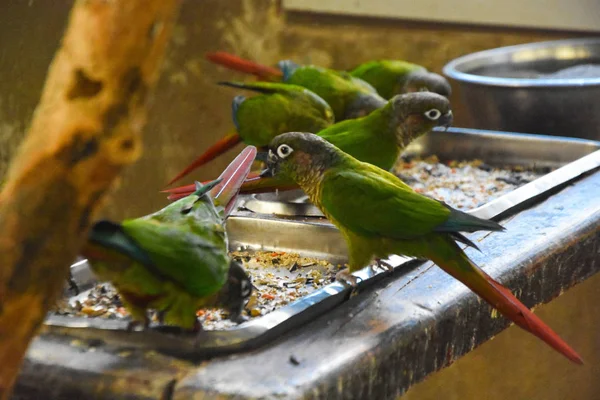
[260,132,583,365]
[164,91,452,198]
[81,146,257,331]
[349,60,452,100]
[206,51,450,101]
[206,51,387,121]
[166,81,335,186]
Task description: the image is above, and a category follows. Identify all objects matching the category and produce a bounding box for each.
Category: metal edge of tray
[42,131,600,361]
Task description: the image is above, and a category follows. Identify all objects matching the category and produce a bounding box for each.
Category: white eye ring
[277,144,294,159]
[424,109,442,120]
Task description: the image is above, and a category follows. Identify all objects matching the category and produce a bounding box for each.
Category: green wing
[320,163,451,239]
[235,83,335,146]
[317,112,399,171]
[350,60,424,99]
[122,212,229,296]
[287,66,377,121]
[220,80,314,96]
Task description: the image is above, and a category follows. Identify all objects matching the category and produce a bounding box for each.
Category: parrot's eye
[277,144,294,159]
[424,109,442,120]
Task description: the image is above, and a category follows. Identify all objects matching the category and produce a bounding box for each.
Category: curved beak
[255,151,269,163]
[259,149,278,178]
[259,168,274,178]
[440,110,453,131]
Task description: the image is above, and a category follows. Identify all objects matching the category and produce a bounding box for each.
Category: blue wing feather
[231,95,245,131]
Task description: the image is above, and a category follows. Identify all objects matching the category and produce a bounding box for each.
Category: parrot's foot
[374,258,395,273]
[335,269,361,287]
[156,310,167,325]
[126,318,150,332]
[229,312,249,324]
[67,274,80,295]
[192,318,205,333]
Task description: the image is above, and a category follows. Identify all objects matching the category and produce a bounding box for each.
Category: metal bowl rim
[443,37,600,88]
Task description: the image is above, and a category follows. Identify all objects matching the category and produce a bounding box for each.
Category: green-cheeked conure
[260,132,583,365]
[166,81,335,186]
[206,51,387,121]
[81,146,257,331]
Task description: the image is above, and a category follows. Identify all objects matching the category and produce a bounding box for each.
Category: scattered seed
[250,308,262,317]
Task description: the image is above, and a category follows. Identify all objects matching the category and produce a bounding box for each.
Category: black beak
[259,168,274,178]
[255,151,269,163]
[259,150,278,178]
[440,111,453,131]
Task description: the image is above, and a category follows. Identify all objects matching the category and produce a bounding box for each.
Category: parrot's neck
[395,125,417,148]
[358,102,399,145]
[297,167,325,198]
[291,163,326,205]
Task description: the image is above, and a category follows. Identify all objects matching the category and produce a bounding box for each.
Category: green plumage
[82,180,246,330]
[278,61,387,121]
[241,91,452,193]
[350,60,425,99]
[261,132,584,365]
[317,99,400,170]
[350,60,452,100]
[310,91,452,170]
[227,81,335,147]
[264,133,501,274]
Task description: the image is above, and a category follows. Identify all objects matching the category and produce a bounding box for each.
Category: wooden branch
[0,1,182,397]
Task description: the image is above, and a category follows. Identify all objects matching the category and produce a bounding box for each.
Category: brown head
[389,92,453,148]
[404,70,452,98]
[261,132,343,189]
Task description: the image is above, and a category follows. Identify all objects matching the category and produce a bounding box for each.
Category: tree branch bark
[0,1,182,397]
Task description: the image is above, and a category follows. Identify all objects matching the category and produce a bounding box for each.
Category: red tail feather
[210,146,257,216]
[433,248,583,365]
[482,273,583,364]
[166,192,191,202]
[164,146,257,213]
[205,51,282,81]
[166,132,242,187]
[162,172,266,201]
[162,183,197,195]
[164,170,298,201]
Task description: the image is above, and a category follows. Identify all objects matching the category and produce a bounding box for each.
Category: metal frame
[443,38,600,88]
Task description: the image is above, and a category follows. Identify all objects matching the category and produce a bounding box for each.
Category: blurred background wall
[0,1,597,398]
[1,0,590,219]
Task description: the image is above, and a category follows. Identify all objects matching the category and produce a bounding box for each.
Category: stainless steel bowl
[443,38,600,140]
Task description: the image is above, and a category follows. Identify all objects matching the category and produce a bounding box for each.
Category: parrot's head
[261,132,340,183]
[391,92,453,147]
[217,261,253,323]
[403,70,452,98]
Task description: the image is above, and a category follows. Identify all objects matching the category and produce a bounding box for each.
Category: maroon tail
[205,51,283,81]
[166,132,242,187]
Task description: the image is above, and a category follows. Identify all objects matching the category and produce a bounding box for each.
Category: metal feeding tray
[45,127,600,361]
